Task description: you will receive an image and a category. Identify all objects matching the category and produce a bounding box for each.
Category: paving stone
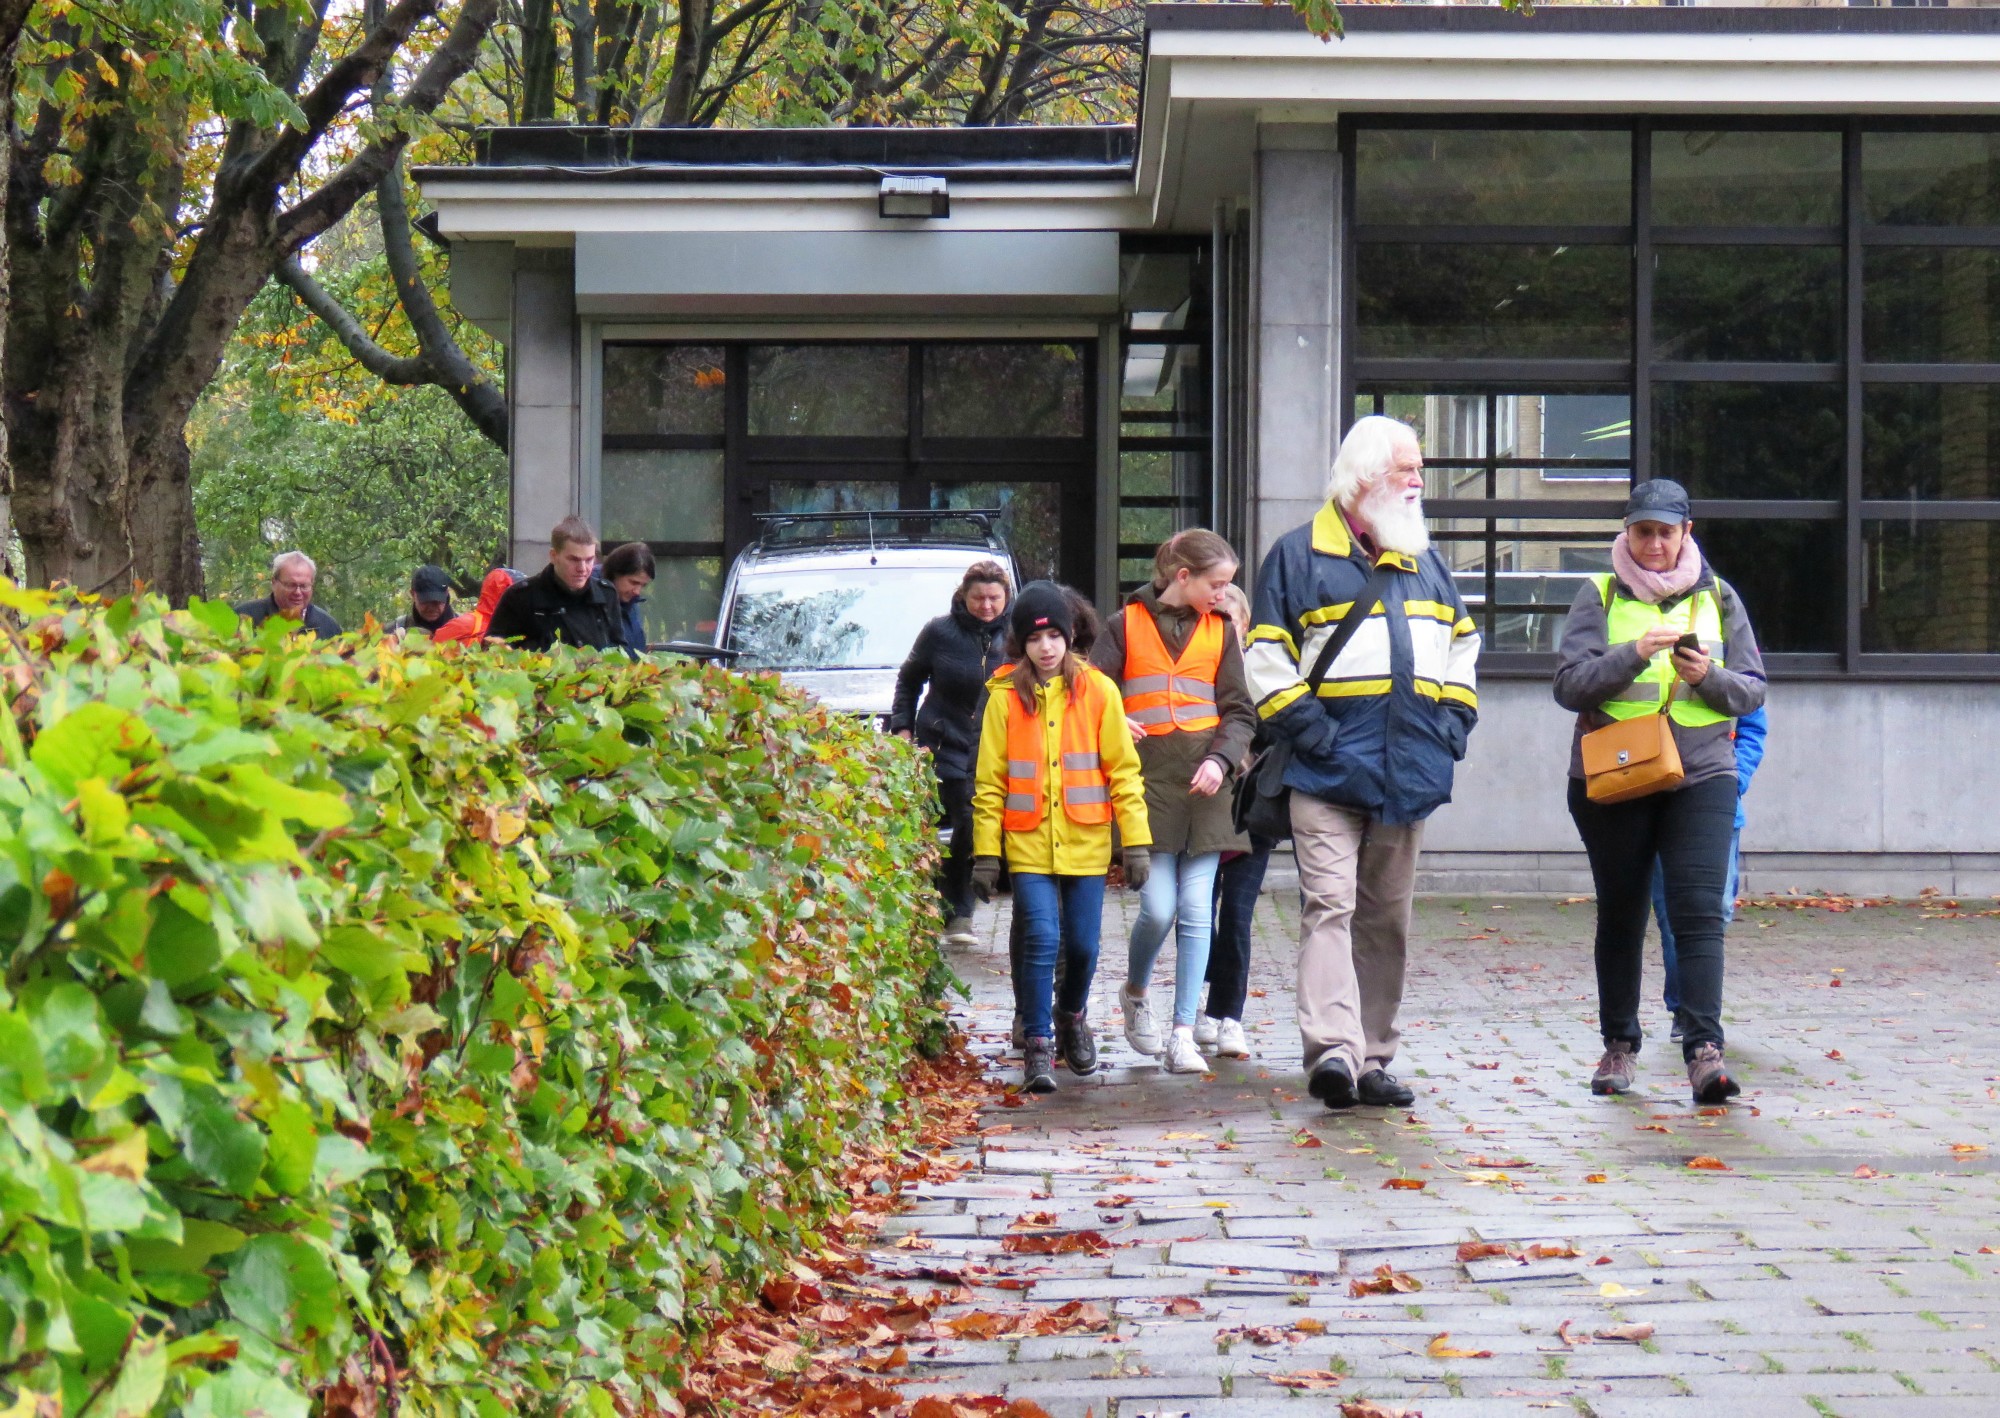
[878,896,2000,1418]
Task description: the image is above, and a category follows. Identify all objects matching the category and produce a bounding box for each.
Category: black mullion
[1633,119,1652,489]
[603,434,727,452]
[1651,362,1841,384]
[903,340,925,510]
[1861,363,2000,383]
[1861,225,2000,247]
[1339,118,1358,436]
[1355,359,1630,384]
[1651,227,1842,246]
[1857,500,2000,521]
[1845,121,1865,673]
[724,344,753,560]
[646,541,725,559]
[1483,392,1498,644]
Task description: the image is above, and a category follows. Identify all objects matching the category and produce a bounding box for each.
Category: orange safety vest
[1001,670,1114,832]
[1120,603,1223,737]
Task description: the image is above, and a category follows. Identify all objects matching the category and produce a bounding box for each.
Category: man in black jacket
[485,517,625,652]
[236,550,342,637]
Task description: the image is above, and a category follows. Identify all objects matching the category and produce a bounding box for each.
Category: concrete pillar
[1253,124,1341,569]
[509,249,580,569]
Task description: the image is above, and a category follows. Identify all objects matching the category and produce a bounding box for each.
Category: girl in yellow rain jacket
[971,581,1150,1093]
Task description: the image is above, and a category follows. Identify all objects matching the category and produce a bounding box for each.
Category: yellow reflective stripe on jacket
[1255,681,1310,720]
[1593,574,1729,729]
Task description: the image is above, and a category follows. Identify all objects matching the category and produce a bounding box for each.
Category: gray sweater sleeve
[1552,582,1649,713]
[1690,578,1767,719]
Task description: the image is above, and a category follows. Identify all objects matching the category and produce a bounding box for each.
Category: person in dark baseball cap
[394,565,456,637]
[1624,478,1692,528]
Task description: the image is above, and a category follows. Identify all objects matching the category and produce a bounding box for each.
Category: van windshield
[727,564,970,670]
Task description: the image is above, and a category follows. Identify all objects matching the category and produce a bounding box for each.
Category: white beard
[1358,480,1431,556]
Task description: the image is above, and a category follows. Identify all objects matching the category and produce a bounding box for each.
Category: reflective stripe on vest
[1592,574,1730,729]
[1120,603,1224,736]
[1000,671,1116,831]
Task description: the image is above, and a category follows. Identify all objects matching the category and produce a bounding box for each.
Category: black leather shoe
[1056,1008,1098,1076]
[1307,1056,1357,1109]
[1357,1069,1415,1108]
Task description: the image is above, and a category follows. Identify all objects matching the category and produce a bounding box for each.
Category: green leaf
[154,777,295,861]
[101,1337,169,1418]
[146,895,223,985]
[221,762,352,829]
[129,1218,246,1274]
[263,1098,316,1194]
[185,596,245,638]
[30,702,155,795]
[182,1097,266,1197]
[183,1362,310,1418]
[32,982,106,1084]
[76,776,131,844]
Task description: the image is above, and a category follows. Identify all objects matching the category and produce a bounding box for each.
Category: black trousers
[937,775,975,921]
[1203,840,1273,1021]
[1567,774,1736,1060]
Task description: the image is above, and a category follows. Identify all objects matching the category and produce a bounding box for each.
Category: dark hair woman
[1554,479,1767,1105]
[600,542,656,652]
[890,559,1013,944]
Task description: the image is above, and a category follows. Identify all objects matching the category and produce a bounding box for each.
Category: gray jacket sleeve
[1552,582,1648,713]
[1690,578,1767,719]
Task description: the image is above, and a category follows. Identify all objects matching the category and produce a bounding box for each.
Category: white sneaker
[1165,1026,1211,1075]
[1193,1014,1220,1048]
[1214,1018,1250,1059]
[1121,983,1162,1057]
[943,915,978,946]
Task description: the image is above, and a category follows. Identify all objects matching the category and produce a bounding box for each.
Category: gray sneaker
[1687,1042,1740,1105]
[1023,1037,1058,1094]
[944,915,978,945]
[1121,982,1162,1057]
[1591,1040,1639,1096]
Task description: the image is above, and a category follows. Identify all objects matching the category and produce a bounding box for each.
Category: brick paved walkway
[869,881,2000,1418]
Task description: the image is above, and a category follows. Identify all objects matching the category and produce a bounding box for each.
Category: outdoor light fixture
[879,174,949,219]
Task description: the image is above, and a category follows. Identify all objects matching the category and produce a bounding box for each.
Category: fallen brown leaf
[1523,1242,1581,1260]
[1427,1332,1493,1359]
[999,1230,1111,1256]
[1595,1322,1656,1342]
[1349,1263,1422,1297]
[1269,1369,1345,1391]
[1584,1173,1608,1184]
[1293,1317,1329,1336]
[1381,1177,1426,1191]
[1457,1241,1514,1262]
[1685,1155,1730,1171]
[1853,1164,1886,1179]
[1293,1131,1326,1149]
[1340,1402,1421,1418]
[1163,1295,1204,1316]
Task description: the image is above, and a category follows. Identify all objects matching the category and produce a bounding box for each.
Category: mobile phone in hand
[1674,632,1701,654]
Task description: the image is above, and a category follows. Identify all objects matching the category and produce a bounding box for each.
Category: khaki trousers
[1290,792,1425,1077]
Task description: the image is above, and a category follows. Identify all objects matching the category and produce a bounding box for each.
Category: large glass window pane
[1361,391,1631,495]
[1863,520,2000,652]
[1864,385,2000,500]
[924,343,1085,438]
[1121,250,1199,329]
[1355,129,1630,226]
[931,482,1061,582]
[1122,342,1207,427]
[1651,130,1842,227]
[600,449,723,544]
[1653,247,1842,362]
[602,345,725,437]
[767,480,900,514]
[1653,385,1844,499]
[1864,131,2000,226]
[1355,244,1632,359]
[646,555,723,645]
[1120,448,1206,500]
[1434,519,1622,652]
[1863,248,2000,363]
[748,345,907,436]
[1700,520,1843,655]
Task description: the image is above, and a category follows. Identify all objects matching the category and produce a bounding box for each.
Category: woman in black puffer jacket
[891,561,1012,944]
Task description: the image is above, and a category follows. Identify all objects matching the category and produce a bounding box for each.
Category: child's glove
[1121,846,1150,891]
[971,856,1001,902]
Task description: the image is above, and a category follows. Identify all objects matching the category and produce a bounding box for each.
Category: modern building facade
[417,3,2000,894]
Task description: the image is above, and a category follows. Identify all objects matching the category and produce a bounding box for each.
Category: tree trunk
[0,0,36,579]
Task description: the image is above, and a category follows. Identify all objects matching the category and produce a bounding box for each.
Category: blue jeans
[1012,873,1106,1041]
[1127,850,1221,1029]
[1651,825,1742,1016]
[1204,842,1273,1022]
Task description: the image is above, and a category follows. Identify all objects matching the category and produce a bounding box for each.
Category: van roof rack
[751,508,1005,551]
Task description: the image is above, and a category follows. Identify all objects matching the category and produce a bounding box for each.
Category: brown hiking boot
[1591,1040,1639,1095]
[1687,1042,1741,1104]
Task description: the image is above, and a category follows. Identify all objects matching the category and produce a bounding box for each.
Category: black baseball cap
[1624,479,1691,527]
[411,565,452,601]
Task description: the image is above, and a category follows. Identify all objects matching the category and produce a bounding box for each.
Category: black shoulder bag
[1231,565,1395,842]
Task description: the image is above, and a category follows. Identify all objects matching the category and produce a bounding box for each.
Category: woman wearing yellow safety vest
[1091,531,1258,1076]
[971,582,1152,1094]
[1555,479,1768,1105]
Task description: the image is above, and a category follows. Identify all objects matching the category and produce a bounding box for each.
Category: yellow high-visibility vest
[1592,574,1730,729]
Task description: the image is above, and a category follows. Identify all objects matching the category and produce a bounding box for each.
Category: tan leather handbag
[1580,688,1684,804]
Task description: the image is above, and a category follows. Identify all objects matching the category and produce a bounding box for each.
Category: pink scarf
[1611,530,1702,605]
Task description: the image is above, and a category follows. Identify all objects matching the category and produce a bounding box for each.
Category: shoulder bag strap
[1301,561,1398,694]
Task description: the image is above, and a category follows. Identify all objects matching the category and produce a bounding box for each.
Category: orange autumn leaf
[1381,1177,1426,1191]
[1685,1155,1730,1171]
[1269,1369,1346,1391]
[1293,1131,1326,1149]
[1457,1241,1514,1262]
[1427,1331,1493,1359]
[1349,1263,1422,1297]
[1000,1230,1110,1256]
[1584,1173,1609,1184]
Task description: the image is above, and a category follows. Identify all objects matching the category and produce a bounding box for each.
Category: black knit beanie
[1010,580,1075,648]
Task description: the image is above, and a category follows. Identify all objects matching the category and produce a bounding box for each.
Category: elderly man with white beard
[1244,415,1481,1111]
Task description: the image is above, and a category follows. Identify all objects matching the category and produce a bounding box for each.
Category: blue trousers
[1651,825,1742,1015]
[1204,843,1273,1022]
[1012,873,1105,1041]
[1127,850,1221,1029]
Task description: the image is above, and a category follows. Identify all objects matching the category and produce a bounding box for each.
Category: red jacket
[434,569,518,643]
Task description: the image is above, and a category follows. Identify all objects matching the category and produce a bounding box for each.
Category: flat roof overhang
[1137,2,2000,228]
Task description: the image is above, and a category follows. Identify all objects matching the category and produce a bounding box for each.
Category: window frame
[1340,113,2000,679]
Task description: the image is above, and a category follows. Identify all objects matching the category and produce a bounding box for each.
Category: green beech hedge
[0,585,946,1416]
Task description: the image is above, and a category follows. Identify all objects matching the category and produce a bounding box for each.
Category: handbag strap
[1301,561,1398,694]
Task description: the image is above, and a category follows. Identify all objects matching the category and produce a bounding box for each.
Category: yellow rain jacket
[972,665,1151,875]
